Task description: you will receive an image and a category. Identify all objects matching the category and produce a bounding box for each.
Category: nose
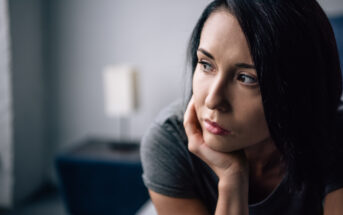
[205,76,231,112]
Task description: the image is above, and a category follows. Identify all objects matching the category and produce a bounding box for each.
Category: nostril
[205,94,230,112]
[217,105,229,113]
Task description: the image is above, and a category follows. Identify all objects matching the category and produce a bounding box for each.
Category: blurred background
[0,0,343,214]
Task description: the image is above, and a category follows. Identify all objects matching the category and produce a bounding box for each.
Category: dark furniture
[55,139,149,215]
[331,15,343,76]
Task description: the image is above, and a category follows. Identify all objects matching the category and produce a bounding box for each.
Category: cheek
[192,70,200,96]
[240,103,270,139]
[192,71,205,111]
[192,93,203,123]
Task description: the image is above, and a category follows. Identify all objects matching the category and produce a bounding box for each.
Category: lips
[204,119,231,136]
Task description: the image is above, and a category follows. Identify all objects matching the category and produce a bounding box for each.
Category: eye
[237,74,258,85]
[198,60,214,73]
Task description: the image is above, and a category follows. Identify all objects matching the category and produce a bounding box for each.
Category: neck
[244,137,284,177]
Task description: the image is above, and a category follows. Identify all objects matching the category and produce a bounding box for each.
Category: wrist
[218,171,249,194]
[218,177,248,194]
[216,176,249,215]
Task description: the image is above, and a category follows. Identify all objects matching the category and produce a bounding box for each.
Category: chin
[203,132,240,152]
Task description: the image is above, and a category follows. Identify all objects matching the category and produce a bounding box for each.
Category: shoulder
[140,99,190,163]
[141,99,187,150]
[154,99,186,128]
[323,187,343,214]
[140,99,196,198]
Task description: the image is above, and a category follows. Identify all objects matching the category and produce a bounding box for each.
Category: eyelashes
[197,60,258,86]
[198,60,214,73]
[237,74,258,85]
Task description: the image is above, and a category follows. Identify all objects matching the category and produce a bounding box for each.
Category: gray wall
[0,0,13,207]
[9,0,46,204]
[318,0,343,15]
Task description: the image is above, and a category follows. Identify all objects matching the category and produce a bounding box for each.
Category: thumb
[183,97,204,151]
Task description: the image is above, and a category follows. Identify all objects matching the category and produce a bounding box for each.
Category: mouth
[203,119,231,136]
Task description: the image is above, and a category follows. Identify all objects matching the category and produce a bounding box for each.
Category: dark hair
[187,0,343,191]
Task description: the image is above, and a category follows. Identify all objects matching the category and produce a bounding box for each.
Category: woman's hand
[184,97,249,214]
[183,97,249,190]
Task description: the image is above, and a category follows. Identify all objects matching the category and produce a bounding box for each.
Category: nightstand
[55,138,149,215]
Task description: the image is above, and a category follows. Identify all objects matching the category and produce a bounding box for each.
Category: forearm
[215,178,249,215]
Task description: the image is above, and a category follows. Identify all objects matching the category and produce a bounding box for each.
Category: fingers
[183,97,219,165]
[183,97,201,135]
[183,96,204,153]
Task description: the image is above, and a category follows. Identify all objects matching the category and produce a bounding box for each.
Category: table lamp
[103,64,138,142]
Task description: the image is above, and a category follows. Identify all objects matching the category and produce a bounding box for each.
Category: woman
[141,0,343,214]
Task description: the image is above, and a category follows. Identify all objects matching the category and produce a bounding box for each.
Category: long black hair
[187,0,343,191]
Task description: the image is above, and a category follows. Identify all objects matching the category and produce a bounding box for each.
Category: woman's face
[192,9,271,153]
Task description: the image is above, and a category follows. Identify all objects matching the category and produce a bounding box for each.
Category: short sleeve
[140,121,197,198]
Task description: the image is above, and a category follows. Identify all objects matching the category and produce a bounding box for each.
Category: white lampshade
[103,65,138,117]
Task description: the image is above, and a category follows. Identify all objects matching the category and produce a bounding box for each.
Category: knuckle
[183,119,189,128]
[188,141,198,153]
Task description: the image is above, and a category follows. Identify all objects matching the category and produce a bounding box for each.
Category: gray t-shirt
[140,100,343,214]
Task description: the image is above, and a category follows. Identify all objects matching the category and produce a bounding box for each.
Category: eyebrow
[197,48,256,69]
[235,63,255,69]
[198,48,215,60]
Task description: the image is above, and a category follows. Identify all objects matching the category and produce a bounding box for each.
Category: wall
[47,0,210,150]
[318,0,343,16]
[9,0,46,204]
[0,0,13,207]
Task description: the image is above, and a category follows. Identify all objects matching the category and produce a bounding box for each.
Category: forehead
[199,9,252,65]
